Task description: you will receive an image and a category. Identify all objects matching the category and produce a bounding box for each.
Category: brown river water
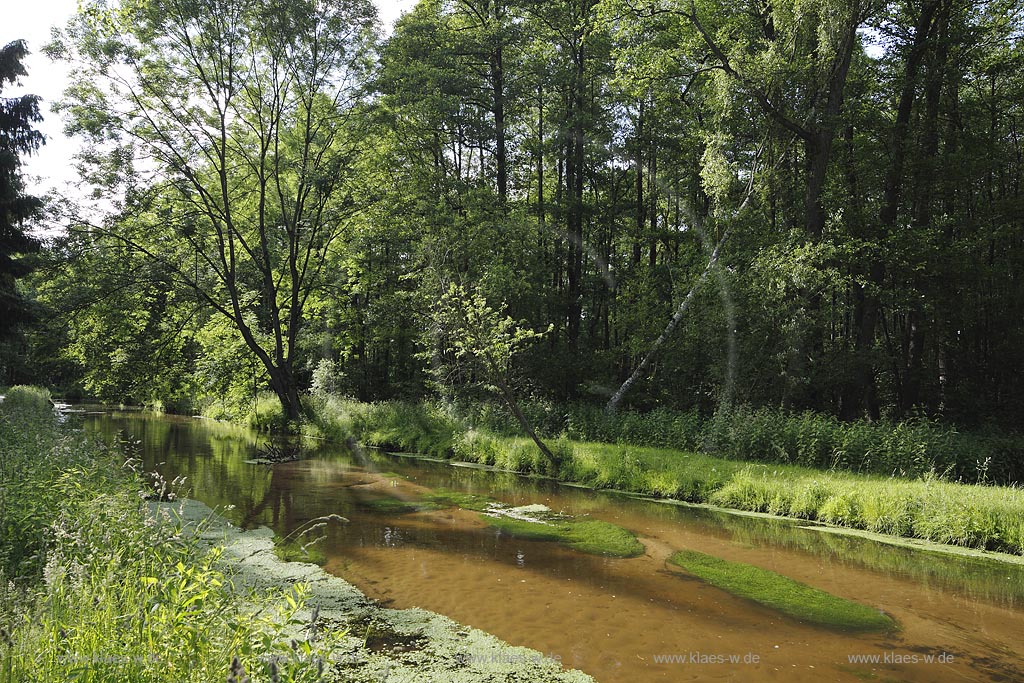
[82,411,1024,683]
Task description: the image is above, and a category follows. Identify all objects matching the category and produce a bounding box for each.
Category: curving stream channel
[82,410,1024,683]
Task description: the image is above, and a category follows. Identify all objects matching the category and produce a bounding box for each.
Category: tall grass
[463,401,1024,485]
[0,389,338,682]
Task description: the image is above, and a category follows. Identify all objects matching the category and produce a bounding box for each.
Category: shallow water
[83,411,1024,683]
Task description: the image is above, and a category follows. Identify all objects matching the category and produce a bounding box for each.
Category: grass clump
[669,550,896,632]
[272,535,328,565]
[0,387,341,682]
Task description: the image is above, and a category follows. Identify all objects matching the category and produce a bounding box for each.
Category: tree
[434,282,558,466]
[0,40,43,339]
[49,0,378,422]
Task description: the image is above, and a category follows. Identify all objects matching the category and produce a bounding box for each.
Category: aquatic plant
[668,550,896,632]
[421,490,644,558]
[485,516,645,558]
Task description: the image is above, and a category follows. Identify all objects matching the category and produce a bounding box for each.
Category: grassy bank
[298,396,1024,556]
[0,387,338,682]
[459,401,1024,485]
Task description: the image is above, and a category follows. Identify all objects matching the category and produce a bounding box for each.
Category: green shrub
[246,393,288,433]
[1,385,52,418]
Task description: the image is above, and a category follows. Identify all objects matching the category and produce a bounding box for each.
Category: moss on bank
[669,550,897,632]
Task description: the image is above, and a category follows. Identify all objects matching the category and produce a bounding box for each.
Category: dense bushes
[0,390,338,682]
[1,385,53,417]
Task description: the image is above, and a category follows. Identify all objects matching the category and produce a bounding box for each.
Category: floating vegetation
[486,515,644,558]
[668,550,896,632]
[420,489,495,512]
[360,496,443,514]
[422,490,644,558]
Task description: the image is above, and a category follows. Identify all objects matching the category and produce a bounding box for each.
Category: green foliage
[668,550,897,632]
[246,393,289,434]
[0,40,43,339]
[354,401,462,458]
[434,283,550,389]
[0,390,341,682]
[561,403,1024,485]
[1,385,51,417]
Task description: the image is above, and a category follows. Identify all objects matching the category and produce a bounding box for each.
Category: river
[82,410,1024,683]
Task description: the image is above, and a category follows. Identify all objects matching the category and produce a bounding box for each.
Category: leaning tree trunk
[494,377,559,468]
[605,232,728,414]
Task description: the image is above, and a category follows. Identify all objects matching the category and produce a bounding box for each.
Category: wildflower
[227,655,249,683]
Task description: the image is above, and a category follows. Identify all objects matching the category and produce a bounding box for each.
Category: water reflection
[80,411,1024,683]
[81,410,1024,608]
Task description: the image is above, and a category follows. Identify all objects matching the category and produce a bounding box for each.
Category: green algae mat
[484,515,644,557]
[669,550,896,631]
[421,489,644,558]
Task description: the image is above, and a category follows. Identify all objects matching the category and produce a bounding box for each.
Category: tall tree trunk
[565,48,586,395]
[268,364,302,423]
[848,0,941,417]
[634,102,644,266]
[491,42,507,207]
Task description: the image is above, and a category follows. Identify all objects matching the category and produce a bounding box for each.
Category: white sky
[5,0,417,199]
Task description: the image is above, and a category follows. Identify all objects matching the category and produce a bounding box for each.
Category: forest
[2,0,1022,434]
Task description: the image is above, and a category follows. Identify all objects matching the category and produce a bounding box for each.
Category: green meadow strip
[668,550,896,632]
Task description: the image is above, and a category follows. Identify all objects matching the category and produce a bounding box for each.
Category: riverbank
[0,387,592,682]
[170,498,594,683]
[297,397,1024,556]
